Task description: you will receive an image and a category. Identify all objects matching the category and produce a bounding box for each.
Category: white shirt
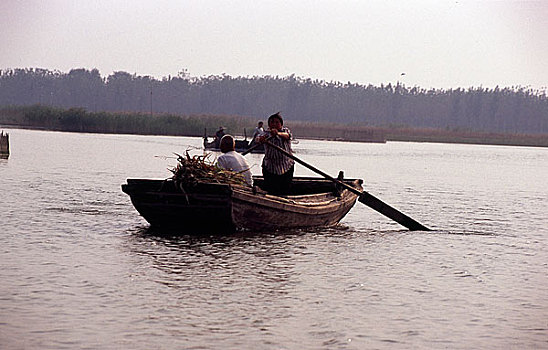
[252,126,264,139]
[216,151,253,186]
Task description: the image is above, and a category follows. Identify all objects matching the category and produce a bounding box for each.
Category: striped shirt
[261,127,295,175]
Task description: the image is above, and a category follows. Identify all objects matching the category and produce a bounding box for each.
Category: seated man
[214,126,225,148]
[216,135,253,186]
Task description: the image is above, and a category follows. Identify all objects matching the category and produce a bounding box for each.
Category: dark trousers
[262,165,294,195]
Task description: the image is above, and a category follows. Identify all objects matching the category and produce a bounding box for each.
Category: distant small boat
[203,128,265,153]
[203,136,265,153]
[121,176,362,233]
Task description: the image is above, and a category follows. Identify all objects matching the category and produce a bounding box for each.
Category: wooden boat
[203,128,265,153]
[121,176,362,233]
[203,136,265,153]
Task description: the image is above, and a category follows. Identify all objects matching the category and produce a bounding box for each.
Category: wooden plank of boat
[231,181,360,231]
[123,179,235,232]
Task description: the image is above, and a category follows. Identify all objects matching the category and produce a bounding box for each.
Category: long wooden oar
[264,140,430,231]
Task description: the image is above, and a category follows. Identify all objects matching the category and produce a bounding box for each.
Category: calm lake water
[0,128,546,349]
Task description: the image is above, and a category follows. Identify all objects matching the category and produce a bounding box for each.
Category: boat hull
[122,177,361,234]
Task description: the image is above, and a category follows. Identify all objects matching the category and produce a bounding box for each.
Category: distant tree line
[0,68,546,134]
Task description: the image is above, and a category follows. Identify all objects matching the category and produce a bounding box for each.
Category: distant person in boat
[216,134,253,186]
[256,112,294,194]
[252,121,264,139]
[249,120,264,148]
[214,126,226,149]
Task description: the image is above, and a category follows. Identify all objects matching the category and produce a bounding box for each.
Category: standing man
[252,121,264,139]
[256,112,294,194]
[249,120,264,148]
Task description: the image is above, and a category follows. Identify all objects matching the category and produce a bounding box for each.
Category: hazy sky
[1,0,547,90]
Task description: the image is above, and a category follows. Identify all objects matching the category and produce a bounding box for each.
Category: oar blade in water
[358,191,430,231]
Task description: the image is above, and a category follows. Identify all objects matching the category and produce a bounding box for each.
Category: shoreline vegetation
[1,105,547,148]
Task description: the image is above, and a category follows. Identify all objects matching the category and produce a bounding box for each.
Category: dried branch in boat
[169,151,248,187]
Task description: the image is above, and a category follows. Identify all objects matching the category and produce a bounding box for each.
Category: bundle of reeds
[170,152,247,187]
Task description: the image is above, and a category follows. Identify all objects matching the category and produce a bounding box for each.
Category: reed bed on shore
[2,105,547,147]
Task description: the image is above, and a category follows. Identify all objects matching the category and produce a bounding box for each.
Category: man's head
[220,134,235,153]
[258,121,264,127]
[267,112,283,131]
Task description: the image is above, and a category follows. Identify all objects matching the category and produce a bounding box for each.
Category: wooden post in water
[0,131,9,158]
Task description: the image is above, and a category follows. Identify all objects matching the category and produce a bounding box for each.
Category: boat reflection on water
[124,225,305,292]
